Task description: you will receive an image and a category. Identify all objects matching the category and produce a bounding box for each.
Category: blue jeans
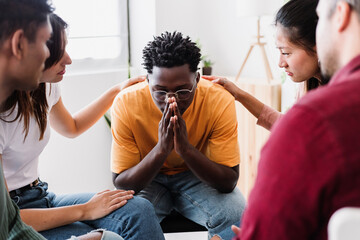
[70,230,124,240]
[12,181,164,240]
[137,171,246,240]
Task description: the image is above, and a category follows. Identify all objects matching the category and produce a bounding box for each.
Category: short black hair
[45,13,68,70]
[0,0,53,44]
[142,31,201,74]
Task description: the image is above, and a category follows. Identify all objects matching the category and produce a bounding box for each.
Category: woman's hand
[82,189,134,220]
[202,75,241,99]
[118,76,146,92]
[231,225,241,235]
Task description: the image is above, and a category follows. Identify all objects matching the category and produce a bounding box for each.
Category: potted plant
[202,57,213,75]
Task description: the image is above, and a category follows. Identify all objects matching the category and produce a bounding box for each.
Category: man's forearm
[113,144,168,193]
[180,145,239,193]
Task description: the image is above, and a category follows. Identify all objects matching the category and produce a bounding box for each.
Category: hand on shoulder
[202,75,240,98]
[118,76,146,92]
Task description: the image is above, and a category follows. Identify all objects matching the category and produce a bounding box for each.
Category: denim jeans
[137,171,246,240]
[69,229,124,240]
[12,181,164,240]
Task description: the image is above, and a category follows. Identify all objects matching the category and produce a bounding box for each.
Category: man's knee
[119,196,157,219]
[209,190,246,227]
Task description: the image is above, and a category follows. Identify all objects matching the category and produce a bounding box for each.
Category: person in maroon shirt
[234,0,360,239]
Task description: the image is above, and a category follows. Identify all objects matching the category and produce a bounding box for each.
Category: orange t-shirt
[111,79,240,175]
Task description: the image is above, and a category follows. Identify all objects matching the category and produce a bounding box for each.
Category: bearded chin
[320,68,333,82]
[320,53,338,80]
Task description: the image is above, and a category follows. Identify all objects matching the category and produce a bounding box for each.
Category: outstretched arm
[20,189,134,231]
[203,76,282,130]
[50,76,145,138]
[202,76,265,118]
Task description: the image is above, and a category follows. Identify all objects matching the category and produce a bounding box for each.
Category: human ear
[10,29,26,60]
[336,1,352,32]
[195,72,200,84]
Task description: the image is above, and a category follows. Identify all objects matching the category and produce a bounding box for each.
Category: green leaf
[104,112,111,128]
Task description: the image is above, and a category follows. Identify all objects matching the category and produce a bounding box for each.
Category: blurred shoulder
[197,78,235,103]
[114,81,149,103]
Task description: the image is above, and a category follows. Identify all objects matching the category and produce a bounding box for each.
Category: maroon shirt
[236,55,360,240]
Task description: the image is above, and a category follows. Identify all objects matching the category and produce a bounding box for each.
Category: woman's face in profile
[276,25,320,83]
[40,33,72,83]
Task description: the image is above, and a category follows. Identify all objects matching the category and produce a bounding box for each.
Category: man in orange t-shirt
[111,31,245,239]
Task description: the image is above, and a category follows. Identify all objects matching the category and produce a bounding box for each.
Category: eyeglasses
[149,74,197,102]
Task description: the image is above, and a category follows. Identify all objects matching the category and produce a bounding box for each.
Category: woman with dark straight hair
[203,0,328,131]
[0,13,164,240]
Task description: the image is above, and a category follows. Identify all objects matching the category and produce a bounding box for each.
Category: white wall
[130,0,283,79]
[129,0,156,76]
[39,70,129,194]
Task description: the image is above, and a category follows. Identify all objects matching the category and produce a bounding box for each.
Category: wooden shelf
[230,77,282,199]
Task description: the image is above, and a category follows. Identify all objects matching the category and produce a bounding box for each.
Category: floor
[164,231,208,240]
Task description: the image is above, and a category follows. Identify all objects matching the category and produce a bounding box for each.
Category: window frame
[52,0,130,75]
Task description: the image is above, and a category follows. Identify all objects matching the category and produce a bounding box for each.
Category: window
[52,0,129,72]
